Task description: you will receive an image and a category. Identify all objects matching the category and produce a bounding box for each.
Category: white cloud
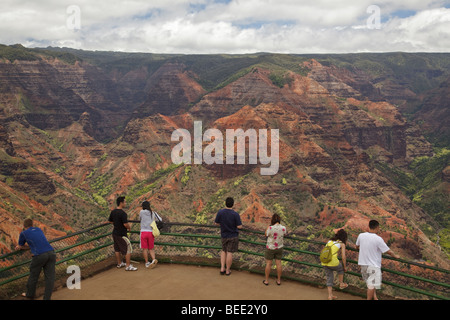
[0,0,449,53]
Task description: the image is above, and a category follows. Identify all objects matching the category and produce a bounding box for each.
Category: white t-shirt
[356,232,390,268]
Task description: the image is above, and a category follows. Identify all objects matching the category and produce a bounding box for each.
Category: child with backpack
[320,229,348,300]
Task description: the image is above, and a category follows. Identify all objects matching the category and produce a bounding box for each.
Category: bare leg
[143,249,149,264]
[264,260,272,284]
[149,249,156,261]
[115,252,122,265]
[327,286,337,300]
[338,274,348,289]
[220,250,226,272]
[367,288,376,300]
[275,259,282,284]
[226,252,233,274]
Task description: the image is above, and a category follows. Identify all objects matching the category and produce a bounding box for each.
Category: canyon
[0,44,448,269]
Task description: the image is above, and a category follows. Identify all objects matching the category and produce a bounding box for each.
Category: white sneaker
[149,259,158,269]
[117,262,126,268]
[145,262,151,268]
[125,264,138,271]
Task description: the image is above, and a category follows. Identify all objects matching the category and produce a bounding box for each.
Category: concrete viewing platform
[50,261,362,300]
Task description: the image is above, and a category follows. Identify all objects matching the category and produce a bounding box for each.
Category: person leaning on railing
[263,213,287,286]
[15,218,56,300]
[139,201,161,269]
[214,197,242,276]
[356,219,400,300]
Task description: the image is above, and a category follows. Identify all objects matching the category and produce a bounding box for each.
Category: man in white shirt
[356,220,400,300]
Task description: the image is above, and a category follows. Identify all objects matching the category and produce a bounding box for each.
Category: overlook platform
[2,222,449,301]
[50,260,362,300]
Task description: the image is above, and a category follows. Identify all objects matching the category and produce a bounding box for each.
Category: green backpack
[320,241,338,264]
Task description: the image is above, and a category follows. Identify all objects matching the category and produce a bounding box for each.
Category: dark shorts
[113,234,130,255]
[265,248,283,260]
[221,237,239,253]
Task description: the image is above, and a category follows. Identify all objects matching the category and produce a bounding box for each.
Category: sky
[1,0,450,54]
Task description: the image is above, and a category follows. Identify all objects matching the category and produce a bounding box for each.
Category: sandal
[339,283,348,290]
[262,280,269,286]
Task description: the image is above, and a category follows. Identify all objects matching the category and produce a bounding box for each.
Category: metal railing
[1,221,449,300]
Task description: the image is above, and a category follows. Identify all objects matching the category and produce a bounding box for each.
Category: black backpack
[152,211,164,230]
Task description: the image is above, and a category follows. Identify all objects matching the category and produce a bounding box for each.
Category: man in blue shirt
[214,197,242,276]
[16,218,56,300]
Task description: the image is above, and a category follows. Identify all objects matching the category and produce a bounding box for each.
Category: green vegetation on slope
[375,148,449,256]
[0,44,82,64]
